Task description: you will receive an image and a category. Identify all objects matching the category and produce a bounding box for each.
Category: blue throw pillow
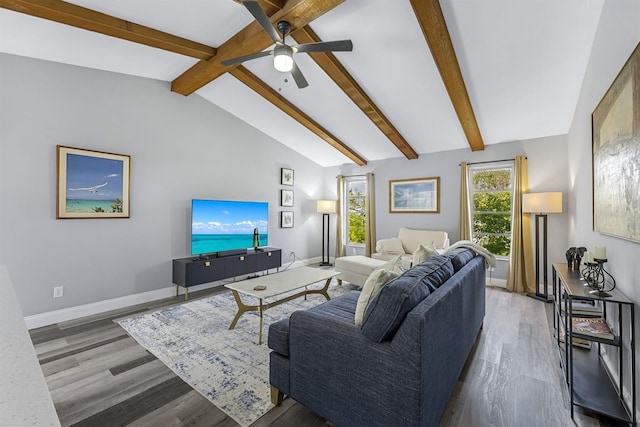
[360,274,430,343]
[445,248,476,272]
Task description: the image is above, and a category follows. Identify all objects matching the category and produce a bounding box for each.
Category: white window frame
[468,161,514,260]
[344,176,367,247]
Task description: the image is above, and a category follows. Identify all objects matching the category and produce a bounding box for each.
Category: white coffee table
[225,266,339,344]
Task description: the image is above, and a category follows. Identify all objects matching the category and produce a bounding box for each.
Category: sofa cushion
[408,256,455,292]
[355,269,400,326]
[360,273,431,343]
[375,237,405,255]
[268,318,290,356]
[398,227,449,253]
[309,290,360,322]
[445,248,476,272]
[412,243,439,266]
[270,291,361,356]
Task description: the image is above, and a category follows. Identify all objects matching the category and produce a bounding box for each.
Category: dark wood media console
[172,247,282,299]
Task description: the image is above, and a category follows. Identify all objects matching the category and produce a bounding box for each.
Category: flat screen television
[191,199,269,256]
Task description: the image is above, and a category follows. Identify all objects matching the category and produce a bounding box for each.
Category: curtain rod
[459,157,525,166]
[336,173,371,178]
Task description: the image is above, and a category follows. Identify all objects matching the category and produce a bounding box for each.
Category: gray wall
[0,53,325,316]
[568,0,640,298]
[567,0,640,406]
[324,134,571,281]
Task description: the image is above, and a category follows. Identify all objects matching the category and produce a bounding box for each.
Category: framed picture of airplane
[56,145,130,219]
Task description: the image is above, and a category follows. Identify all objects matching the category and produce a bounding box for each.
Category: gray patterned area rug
[117,279,353,427]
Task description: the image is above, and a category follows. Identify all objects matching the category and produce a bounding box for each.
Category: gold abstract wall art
[592,42,640,242]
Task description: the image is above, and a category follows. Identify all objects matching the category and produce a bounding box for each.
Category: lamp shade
[522,192,563,214]
[317,200,336,214]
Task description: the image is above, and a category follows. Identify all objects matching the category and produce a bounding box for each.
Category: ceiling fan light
[273,46,293,72]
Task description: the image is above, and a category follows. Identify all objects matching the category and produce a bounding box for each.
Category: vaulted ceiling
[0,0,604,167]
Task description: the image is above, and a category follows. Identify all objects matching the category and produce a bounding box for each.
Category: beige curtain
[459,162,472,240]
[335,175,346,259]
[507,156,535,293]
[364,173,376,256]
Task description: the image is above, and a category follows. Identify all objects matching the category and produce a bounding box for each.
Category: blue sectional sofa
[268,249,486,427]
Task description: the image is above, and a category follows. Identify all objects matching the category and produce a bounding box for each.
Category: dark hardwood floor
[30,284,626,426]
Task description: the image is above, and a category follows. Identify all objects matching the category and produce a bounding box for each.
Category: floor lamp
[522,192,563,302]
[317,200,336,266]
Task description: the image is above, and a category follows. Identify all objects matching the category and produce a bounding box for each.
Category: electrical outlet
[53,286,64,298]
[290,250,295,259]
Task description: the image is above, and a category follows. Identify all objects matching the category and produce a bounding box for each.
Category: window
[346,176,367,245]
[469,162,514,257]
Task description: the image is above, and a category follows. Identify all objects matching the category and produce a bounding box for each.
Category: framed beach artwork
[280,189,294,207]
[281,168,294,186]
[389,176,440,213]
[592,42,640,243]
[280,211,294,228]
[56,145,130,219]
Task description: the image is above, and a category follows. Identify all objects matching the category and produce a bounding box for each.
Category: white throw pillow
[412,243,439,267]
[355,269,400,326]
[380,254,404,274]
[375,237,405,254]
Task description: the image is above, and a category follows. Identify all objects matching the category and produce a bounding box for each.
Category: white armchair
[372,227,450,269]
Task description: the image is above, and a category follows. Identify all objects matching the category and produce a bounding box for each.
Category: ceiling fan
[221,1,353,88]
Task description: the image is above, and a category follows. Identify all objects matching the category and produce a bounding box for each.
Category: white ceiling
[0,0,604,167]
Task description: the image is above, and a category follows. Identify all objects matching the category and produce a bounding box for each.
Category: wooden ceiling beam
[171,0,345,96]
[410,0,484,151]
[231,0,287,16]
[0,0,216,59]
[291,26,419,160]
[230,66,367,166]
[3,0,364,163]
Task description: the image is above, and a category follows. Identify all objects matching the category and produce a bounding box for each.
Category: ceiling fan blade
[221,50,272,66]
[243,1,281,43]
[290,60,309,89]
[295,40,353,54]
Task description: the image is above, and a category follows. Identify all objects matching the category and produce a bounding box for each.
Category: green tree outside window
[471,168,513,256]
[347,180,367,245]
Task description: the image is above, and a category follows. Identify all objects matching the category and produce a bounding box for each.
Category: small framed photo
[389,176,440,213]
[280,211,294,228]
[281,189,294,207]
[281,168,294,186]
[57,145,131,219]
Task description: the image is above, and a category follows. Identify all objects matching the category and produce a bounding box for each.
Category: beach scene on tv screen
[192,200,269,255]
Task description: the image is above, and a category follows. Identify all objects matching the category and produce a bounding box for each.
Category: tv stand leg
[176,285,188,301]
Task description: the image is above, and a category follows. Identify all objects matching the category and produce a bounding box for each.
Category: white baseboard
[282,256,322,269]
[24,281,212,330]
[487,278,507,288]
[25,259,321,330]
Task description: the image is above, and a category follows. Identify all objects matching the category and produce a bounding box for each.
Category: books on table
[572,317,614,340]
[563,299,602,317]
[558,328,592,349]
[570,336,592,349]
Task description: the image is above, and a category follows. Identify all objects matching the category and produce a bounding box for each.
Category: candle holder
[580,258,616,297]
